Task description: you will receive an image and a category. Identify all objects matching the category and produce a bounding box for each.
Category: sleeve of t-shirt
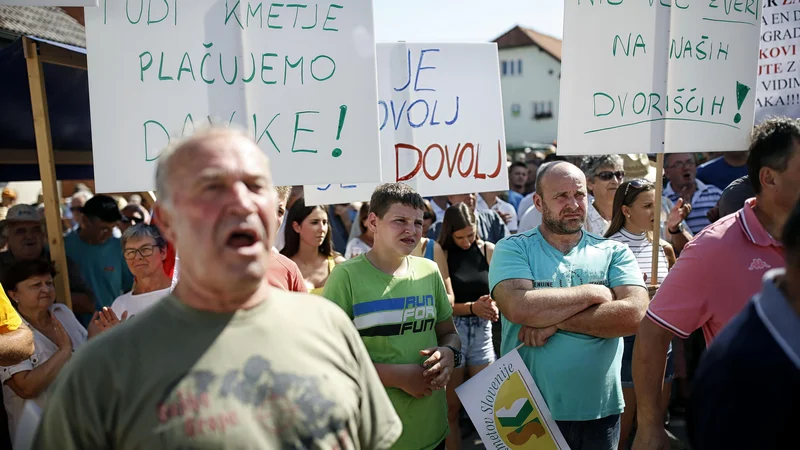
[0,356,33,383]
[488,238,532,294]
[321,265,355,319]
[289,264,308,293]
[433,268,453,324]
[339,313,403,449]
[30,348,108,450]
[0,285,22,333]
[645,238,714,339]
[608,244,647,288]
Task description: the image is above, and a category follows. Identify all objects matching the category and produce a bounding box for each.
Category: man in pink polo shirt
[631,117,800,450]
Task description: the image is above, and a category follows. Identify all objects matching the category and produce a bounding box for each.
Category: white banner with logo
[456,349,570,450]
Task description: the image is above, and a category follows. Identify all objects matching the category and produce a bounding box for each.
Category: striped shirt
[608,228,668,285]
[663,180,723,234]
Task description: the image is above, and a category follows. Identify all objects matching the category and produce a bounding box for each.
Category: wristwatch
[444,345,462,367]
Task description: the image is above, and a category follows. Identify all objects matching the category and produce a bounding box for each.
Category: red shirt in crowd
[268,249,308,293]
[646,198,784,344]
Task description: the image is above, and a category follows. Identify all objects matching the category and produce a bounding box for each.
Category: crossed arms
[493,279,648,339]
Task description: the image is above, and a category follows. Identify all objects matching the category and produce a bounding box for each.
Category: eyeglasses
[624,178,653,197]
[666,159,696,170]
[123,244,156,260]
[596,171,625,181]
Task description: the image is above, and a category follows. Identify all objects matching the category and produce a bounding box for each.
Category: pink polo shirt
[646,198,784,344]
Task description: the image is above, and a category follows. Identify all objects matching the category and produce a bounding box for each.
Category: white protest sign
[558,0,762,155]
[0,0,97,5]
[456,349,570,450]
[756,2,800,122]
[304,42,508,206]
[85,0,381,193]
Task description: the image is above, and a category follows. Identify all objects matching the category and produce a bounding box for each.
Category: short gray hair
[121,223,166,250]
[580,155,624,180]
[155,125,258,206]
[71,190,93,204]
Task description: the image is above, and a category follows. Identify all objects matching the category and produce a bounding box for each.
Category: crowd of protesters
[0,117,796,449]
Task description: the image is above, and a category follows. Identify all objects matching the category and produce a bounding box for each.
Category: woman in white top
[110,224,174,320]
[0,260,87,442]
[344,203,373,259]
[581,154,625,235]
[605,179,677,450]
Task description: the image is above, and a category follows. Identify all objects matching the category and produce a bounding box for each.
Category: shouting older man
[32,127,401,449]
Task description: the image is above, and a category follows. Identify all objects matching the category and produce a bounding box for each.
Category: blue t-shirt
[696,156,748,191]
[488,227,645,421]
[507,190,524,212]
[64,232,133,325]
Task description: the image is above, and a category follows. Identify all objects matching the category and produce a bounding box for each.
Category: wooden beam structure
[651,153,665,288]
[23,37,73,309]
[0,149,92,165]
[37,41,87,70]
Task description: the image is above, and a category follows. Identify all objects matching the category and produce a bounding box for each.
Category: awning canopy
[0,36,93,181]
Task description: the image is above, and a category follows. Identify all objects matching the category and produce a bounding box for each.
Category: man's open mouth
[226,228,260,249]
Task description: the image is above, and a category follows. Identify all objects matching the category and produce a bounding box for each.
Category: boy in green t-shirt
[323,183,461,450]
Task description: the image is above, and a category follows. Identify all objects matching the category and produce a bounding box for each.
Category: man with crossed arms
[490,161,648,450]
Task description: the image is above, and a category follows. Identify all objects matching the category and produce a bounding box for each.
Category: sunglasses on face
[596,171,625,182]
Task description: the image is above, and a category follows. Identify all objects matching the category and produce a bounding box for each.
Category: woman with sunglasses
[108,224,173,320]
[605,179,677,450]
[581,155,626,235]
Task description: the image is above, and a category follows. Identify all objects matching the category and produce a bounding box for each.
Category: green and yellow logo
[492,372,557,449]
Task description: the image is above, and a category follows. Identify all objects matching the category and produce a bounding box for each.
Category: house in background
[494,25,561,152]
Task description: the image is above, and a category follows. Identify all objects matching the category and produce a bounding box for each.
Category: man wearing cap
[64,195,133,326]
[0,205,96,316]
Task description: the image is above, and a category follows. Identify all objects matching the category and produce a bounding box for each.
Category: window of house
[518,60,522,75]
[501,61,507,76]
[532,101,554,120]
[510,61,515,75]
[511,103,521,117]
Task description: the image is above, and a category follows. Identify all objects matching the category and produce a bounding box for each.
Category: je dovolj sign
[304,42,508,206]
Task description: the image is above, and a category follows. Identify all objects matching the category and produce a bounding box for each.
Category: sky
[373,0,564,43]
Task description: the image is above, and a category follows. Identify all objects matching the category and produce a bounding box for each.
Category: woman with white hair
[581,154,625,235]
[107,224,172,320]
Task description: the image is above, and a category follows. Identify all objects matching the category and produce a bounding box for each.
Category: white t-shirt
[517,193,535,226]
[518,205,543,233]
[477,196,518,233]
[111,286,172,319]
[0,304,87,442]
[608,228,668,285]
[344,237,371,259]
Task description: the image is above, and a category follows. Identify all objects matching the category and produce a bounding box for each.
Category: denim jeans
[555,414,621,450]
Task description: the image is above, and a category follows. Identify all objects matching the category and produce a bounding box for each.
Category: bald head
[155,127,270,206]
[535,161,585,196]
